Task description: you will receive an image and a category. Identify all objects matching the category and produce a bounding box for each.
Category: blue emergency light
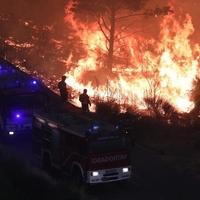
[88,123,101,134]
[93,124,100,130]
[16,113,21,119]
[32,80,37,85]
[9,131,15,135]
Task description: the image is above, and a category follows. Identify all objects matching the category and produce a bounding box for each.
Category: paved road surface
[1,131,200,200]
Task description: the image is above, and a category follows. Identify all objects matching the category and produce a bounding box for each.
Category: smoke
[0,0,65,24]
[0,0,199,43]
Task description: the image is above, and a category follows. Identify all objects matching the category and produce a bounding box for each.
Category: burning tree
[67,0,172,71]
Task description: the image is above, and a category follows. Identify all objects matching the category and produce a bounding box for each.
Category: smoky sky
[0,0,66,25]
[0,0,199,20]
[0,0,200,40]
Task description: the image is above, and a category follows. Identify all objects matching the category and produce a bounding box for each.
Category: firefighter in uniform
[79,89,91,112]
[58,75,68,103]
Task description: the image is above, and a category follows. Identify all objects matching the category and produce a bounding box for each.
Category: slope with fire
[63,1,200,116]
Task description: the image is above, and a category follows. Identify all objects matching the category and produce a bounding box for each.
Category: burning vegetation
[64,0,200,115]
[1,0,200,116]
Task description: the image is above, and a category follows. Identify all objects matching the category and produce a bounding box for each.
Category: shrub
[95,99,120,118]
[144,96,177,120]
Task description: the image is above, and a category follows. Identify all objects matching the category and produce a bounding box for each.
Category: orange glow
[5,38,34,48]
[64,2,200,113]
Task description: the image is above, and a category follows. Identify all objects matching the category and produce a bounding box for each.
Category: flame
[64,3,200,113]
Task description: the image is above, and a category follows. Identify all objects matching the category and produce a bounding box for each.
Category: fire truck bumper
[87,166,132,184]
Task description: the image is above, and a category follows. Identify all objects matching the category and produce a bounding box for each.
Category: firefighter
[58,75,68,103]
[79,89,91,112]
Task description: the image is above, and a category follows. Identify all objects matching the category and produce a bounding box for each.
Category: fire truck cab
[33,111,132,184]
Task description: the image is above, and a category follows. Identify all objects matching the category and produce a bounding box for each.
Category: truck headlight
[122,168,129,173]
[9,131,14,135]
[91,171,99,177]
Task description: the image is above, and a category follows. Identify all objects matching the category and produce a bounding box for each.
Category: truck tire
[71,166,83,187]
[42,152,52,172]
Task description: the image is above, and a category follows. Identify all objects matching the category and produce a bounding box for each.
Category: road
[1,131,200,200]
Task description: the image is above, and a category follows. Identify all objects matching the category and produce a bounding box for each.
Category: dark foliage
[191,77,200,116]
[144,96,178,119]
[71,0,148,15]
[95,99,120,119]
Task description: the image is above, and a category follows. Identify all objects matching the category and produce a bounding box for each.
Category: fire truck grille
[102,176,118,181]
[88,166,131,184]
[103,172,118,177]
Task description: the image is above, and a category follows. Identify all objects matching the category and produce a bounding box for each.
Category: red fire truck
[32,111,132,184]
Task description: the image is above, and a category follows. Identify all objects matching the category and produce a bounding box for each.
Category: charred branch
[100,15,110,32]
[116,6,173,20]
[97,18,110,43]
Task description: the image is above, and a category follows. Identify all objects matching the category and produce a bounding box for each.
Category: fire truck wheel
[71,167,83,187]
[42,153,52,172]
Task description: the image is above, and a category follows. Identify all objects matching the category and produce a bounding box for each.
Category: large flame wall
[64,3,200,113]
